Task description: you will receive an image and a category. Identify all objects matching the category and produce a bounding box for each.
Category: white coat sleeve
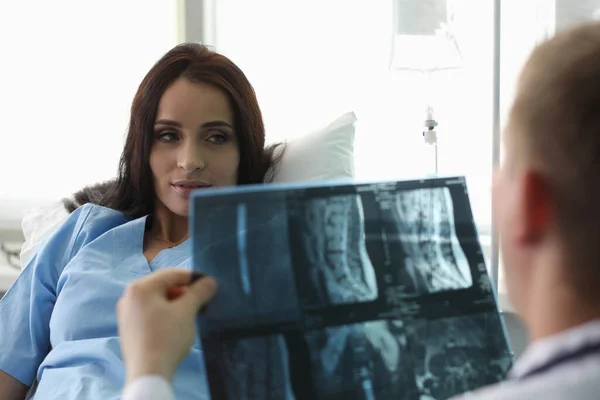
[122,375,176,400]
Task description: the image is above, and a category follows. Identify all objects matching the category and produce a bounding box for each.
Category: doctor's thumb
[180,275,218,314]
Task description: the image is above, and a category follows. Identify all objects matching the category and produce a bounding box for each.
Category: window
[204,0,496,267]
[0,0,178,229]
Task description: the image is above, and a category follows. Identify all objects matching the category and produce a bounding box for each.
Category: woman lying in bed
[0,43,282,400]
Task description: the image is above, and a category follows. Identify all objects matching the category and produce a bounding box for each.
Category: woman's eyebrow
[154,119,233,129]
[154,119,181,127]
[201,120,233,129]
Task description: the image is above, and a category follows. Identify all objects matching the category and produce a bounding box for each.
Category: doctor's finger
[179,275,218,314]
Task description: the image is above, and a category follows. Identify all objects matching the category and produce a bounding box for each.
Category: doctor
[457,20,600,399]
[116,21,600,399]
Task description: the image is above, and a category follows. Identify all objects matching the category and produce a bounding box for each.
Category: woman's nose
[177,145,205,172]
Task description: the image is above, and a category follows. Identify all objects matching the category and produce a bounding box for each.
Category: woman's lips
[171,184,212,198]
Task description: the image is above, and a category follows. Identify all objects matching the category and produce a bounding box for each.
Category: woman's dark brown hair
[65,43,282,216]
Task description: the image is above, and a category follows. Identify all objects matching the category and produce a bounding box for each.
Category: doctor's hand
[117,269,218,385]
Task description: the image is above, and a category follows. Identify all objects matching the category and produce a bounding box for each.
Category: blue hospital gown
[0,204,210,399]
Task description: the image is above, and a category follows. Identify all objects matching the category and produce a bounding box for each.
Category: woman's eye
[207,132,229,144]
[158,131,179,142]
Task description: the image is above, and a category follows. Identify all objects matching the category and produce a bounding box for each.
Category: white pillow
[268,111,356,183]
[19,111,357,267]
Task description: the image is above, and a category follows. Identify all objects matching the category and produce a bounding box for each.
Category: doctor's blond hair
[508,21,600,293]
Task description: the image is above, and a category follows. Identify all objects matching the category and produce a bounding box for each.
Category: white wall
[0,0,179,291]
[0,0,179,229]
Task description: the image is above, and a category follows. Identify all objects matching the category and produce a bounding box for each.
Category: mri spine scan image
[295,194,379,306]
[386,188,473,295]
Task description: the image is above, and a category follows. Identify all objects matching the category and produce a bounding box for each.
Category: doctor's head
[493,22,600,323]
[110,43,279,218]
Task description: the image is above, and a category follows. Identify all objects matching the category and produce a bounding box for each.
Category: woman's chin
[164,200,190,218]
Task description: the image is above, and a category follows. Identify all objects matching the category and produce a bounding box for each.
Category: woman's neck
[150,203,189,244]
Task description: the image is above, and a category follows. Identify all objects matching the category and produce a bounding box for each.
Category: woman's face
[150,77,239,217]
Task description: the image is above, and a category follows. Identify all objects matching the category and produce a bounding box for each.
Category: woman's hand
[117,269,217,385]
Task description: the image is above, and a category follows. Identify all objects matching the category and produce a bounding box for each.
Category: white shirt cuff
[122,375,175,400]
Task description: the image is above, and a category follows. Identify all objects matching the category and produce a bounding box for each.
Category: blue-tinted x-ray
[192,195,300,333]
[237,203,252,295]
[191,177,513,400]
[202,335,295,400]
[385,187,473,296]
[293,194,378,307]
[404,313,512,399]
[304,319,419,399]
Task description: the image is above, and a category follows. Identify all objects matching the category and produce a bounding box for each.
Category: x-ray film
[191,177,513,400]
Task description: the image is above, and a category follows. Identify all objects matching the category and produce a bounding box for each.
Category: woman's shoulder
[76,203,129,222]
[68,203,135,240]
[36,204,134,261]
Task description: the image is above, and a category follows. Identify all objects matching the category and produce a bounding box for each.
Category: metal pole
[182,0,216,46]
[491,0,502,291]
[435,142,438,175]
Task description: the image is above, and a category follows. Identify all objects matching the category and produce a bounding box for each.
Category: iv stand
[422,72,439,176]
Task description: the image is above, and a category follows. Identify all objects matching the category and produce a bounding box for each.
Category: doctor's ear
[516,171,553,244]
